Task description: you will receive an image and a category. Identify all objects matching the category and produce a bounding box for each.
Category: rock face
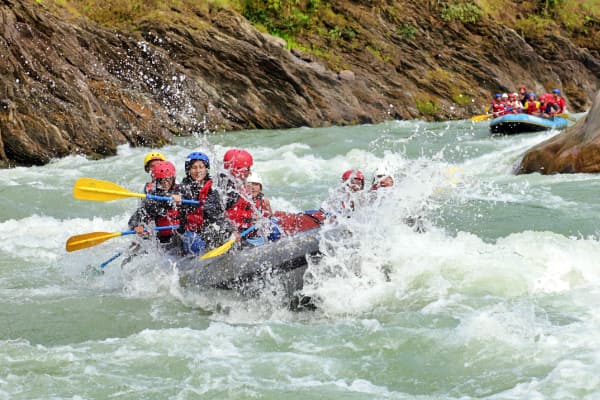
[517,91,600,174]
[1,0,600,167]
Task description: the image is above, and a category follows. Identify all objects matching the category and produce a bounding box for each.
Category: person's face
[189,160,208,182]
[347,178,364,192]
[249,182,261,196]
[155,177,174,191]
[519,87,526,94]
[377,175,394,188]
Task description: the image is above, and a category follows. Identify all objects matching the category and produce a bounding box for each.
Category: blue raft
[490,113,568,134]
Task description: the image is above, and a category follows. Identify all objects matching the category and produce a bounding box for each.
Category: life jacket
[184,180,213,232]
[491,100,505,115]
[556,97,566,113]
[156,208,179,237]
[226,193,254,231]
[525,101,540,114]
[253,193,270,217]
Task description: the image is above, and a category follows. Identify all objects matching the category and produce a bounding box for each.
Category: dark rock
[0,0,599,167]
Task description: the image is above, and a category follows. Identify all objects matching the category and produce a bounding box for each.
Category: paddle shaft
[99,252,122,269]
[120,224,179,236]
[147,194,198,205]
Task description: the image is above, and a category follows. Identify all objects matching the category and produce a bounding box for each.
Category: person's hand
[171,194,182,205]
[232,231,241,242]
[133,225,147,236]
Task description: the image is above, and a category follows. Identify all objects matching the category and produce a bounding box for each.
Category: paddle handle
[146,194,199,205]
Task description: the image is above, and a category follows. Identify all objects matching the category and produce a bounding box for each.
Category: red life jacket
[556,97,566,113]
[491,101,506,116]
[526,101,539,114]
[226,194,254,231]
[184,180,213,232]
[156,208,180,237]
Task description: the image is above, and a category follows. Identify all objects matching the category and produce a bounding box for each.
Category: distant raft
[490,113,568,134]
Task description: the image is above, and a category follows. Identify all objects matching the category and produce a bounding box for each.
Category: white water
[2,118,600,399]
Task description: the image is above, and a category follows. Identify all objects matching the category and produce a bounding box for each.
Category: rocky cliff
[1,0,599,167]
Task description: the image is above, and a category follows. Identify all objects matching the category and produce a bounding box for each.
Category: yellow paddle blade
[66,231,123,252]
[557,113,575,121]
[200,239,235,260]
[471,114,492,122]
[73,177,145,202]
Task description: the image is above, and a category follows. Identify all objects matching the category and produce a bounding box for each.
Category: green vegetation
[415,96,440,115]
[439,2,482,24]
[514,15,557,40]
[397,23,416,40]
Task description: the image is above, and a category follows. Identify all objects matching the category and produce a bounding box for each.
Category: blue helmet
[185,152,210,173]
[552,88,561,95]
[495,93,502,98]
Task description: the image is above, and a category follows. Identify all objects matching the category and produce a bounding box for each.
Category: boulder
[517,91,600,174]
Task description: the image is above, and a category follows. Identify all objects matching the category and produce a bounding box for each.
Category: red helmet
[223,149,253,171]
[151,160,176,180]
[341,169,365,182]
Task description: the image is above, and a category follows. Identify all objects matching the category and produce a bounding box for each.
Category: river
[2,117,599,399]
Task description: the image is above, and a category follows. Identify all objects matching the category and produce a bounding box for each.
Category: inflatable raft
[175,210,335,302]
[490,113,568,134]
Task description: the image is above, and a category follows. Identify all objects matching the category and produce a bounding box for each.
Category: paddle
[557,113,576,122]
[471,114,492,122]
[66,225,178,252]
[471,105,492,122]
[73,177,199,205]
[98,251,122,269]
[200,226,256,260]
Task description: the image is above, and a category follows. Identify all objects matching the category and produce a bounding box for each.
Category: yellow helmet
[143,151,166,172]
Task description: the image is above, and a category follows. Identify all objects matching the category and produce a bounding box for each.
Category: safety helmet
[552,88,561,95]
[151,160,176,180]
[529,92,536,98]
[374,164,392,178]
[501,93,508,99]
[247,172,263,186]
[519,85,527,90]
[341,169,365,182]
[495,93,502,98]
[185,151,210,174]
[223,149,253,171]
[143,151,166,172]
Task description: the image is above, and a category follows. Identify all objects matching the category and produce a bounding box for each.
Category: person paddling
[370,164,394,190]
[142,151,166,193]
[173,152,238,255]
[218,149,255,233]
[246,171,281,243]
[128,160,180,248]
[247,172,273,217]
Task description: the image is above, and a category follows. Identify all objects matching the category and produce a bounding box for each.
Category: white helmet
[247,172,263,186]
[374,164,392,178]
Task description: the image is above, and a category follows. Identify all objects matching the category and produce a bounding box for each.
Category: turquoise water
[2,117,600,399]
